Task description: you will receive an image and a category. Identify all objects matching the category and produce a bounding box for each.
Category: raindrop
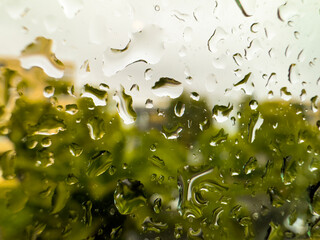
[144,68,153,81]
[81,84,108,106]
[152,77,183,99]
[145,99,153,109]
[65,173,79,185]
[174,101,185,117]
[190,92,200,101]
[69,143,83,157]
[0,150,16,180]
[153,198,162,214]
[114,179,146,215]
[212,104,233,123]
[154,5,160,11]
[87,116,106,140]
[267,187,285,208]
[207,27,227,53]
[247,112,264,143]
[311,96,318,113]
[51,182,70,214]
[280,87,292,101]
[86,150,112,177]
[113,86,137,124]
[243,157,257,175]
[249,100,258,110]
[43,86,55,98]
[142,216,168,233]
[65,104,78,115]
[41,137,52,148]
[210,129,228,146]
[148,155,165,169]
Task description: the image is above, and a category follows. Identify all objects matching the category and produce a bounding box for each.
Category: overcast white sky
[0,0,319,109]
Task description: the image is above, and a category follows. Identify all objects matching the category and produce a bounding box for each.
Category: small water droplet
[153,198,162,213]
[190,92,200,101]
[154,5,160,11]
[43,86,55,98]
[249,100,258,110]
[145,99,153,109]
[69,143,83,157]
[280,87,292,101]
[174,101,185,117]
[152,77,183,99]
[65,104,78,115]
[148,155,165,169]
[66,173,79,185]
[41,137,52,148]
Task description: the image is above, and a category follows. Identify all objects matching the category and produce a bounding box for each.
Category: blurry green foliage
[1,56,320,240]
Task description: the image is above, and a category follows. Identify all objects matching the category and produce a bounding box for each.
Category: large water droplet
[87,116,106,140]
[210,128,228,146]
[152,77,183,99]
[86,150,112,177]
[51,182,70,214]
[113,86,137,125]
[212,104,233,123]
[114,179,146,215]
[142,216,168,233]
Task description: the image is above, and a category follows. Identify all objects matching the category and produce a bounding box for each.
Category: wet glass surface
[0,0,320,239]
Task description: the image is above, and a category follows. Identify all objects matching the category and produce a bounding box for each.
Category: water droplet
[69,143,83,157]
[148,155,165,169]
[51,182,70,214]
[144,68,153,81]
[267,187,285,207]
[309,157,320,172]
[174,101,185,117]
[81,84,108,106]
[82,200,92,226]
[41,137,52,148]
[65,173,79,185]
[110,226,122,239]
[311,96,318,113]
[43,86,55,98]
[86,150,112,177]
[145,99,153,109]
[80,59,90,72]
[87,116,106,140]
[65,104,78,115]
[250,23,260,33]
[154,5,160,11]
[29,114,66,136]
[142,216,168,233]
[249,100,258,110]
[290,65,301,86]
[36,149,55,167]
[233,72,251,87]
[243,157,257,174]
[150,143,157,152]
[248,112,264,143]
[174,224,183,239]
[233,53,243,66]
[161,124,183,140]
[0,150,16,180]
[153,198,162,214]
[190,92,200,101]
[280,87,292,101]
[207,27,227,53]
[152,77,183,99]
[212,104,233,123]
[108,165,117,176]
[277,2,299,22]
[210,129,228,146]
[234,0,256,17]
[113,86,137,124]
[114,179,146,215]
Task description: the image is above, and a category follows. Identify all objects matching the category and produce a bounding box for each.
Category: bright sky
[0,0,319,109]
